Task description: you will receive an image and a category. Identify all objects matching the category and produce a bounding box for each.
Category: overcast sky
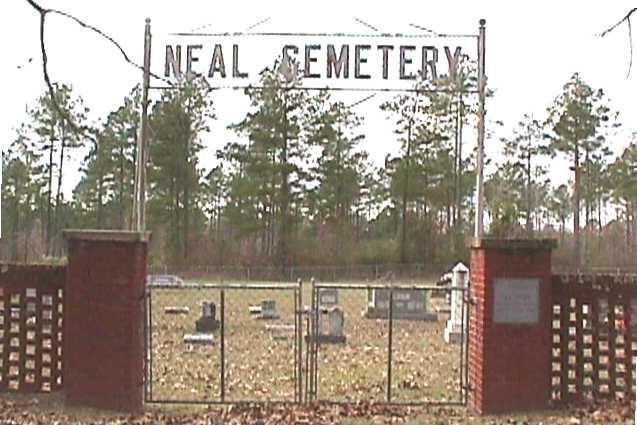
[3,1,637,195]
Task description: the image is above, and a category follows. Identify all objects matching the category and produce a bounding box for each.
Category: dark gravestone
[195,301,220,333]
[256,300,280,320]
[365,288,437,321]
[318,288,339,309]
[307,306,347,344]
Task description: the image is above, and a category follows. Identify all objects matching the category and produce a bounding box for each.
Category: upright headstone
[444,262,469,343]
[258,299,279,320]
[365,288,437,320]
[312,306,346,344]
[318,288,338,309]
[195,301,220,333]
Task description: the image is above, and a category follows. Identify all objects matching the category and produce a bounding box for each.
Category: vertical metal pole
[134,18,152,231]
[143,287,148,402]
[296,279,303,403]
[220,288,225,402]
[309,281,316,402]
[294,287,298,403]
[387,288,394,402]
[312,283,319,400]
[473,19,486,239]
[148,287,153,400]
[304,316,310,403]
[464,280,471,405]
[459,286,466,403]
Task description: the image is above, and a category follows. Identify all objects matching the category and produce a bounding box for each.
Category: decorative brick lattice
[551,274,637,404]
[0,265,65,393]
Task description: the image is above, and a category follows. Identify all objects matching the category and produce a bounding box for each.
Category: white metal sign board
[493,278,540,324]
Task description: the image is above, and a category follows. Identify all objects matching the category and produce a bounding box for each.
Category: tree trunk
[573,145,581,269]
[525,148,533,235]
[400,118,413,264]
[46,128,55,257]
[278,99,290,274]
[54,126,66,256]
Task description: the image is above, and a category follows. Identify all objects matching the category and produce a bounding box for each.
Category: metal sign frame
[131,19,487,235]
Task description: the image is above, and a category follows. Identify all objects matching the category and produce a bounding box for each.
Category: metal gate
[144,282,302,404]
[306,282,470,405]
[144,280,468,405]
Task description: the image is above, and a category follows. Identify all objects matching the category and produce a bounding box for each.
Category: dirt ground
[0,392,633,424]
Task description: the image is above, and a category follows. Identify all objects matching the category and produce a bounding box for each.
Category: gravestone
[444,262,469,343]
[265,323,295,341]
[364,288,437,321]
[195,301,220,333]
[318,288,338,309]
[147,274,184,287]
[309,307,346,344]
[256,299,279,320]
[183,333,214,345]
[164,306,190,315]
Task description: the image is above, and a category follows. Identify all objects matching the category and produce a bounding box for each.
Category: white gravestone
[444,262,469,344]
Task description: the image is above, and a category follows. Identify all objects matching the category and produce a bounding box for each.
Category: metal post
[133,18,152,231]
[309,280,316,402]
[220,288,225,402]
[473,19,486,239]
[387,288,394,402]
[459,286,466,403]
[294,286,298,403]
[312,283,320,400]
[148,286,153,400]
[143,287,148,402]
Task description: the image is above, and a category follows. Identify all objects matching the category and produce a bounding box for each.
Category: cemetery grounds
[147,278,464,404]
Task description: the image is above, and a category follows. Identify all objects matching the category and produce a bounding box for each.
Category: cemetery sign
[156,33,477,90]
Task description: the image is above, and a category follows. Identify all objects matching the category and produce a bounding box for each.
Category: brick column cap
[63,229,151,243]
[469,238,557,251]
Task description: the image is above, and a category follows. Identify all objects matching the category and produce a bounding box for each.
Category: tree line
[2,60,636,271]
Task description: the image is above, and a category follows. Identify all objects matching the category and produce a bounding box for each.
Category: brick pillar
[468,238,556,414]
[63,230,150,413]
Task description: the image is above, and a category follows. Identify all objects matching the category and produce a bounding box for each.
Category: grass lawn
[148,281,463,404]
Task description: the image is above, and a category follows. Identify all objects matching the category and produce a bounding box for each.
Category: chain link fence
[147,263,451,283]
[145,277,468,406]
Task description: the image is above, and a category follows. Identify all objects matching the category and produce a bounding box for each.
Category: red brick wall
[469,240,554,414]
[64,231,148,413]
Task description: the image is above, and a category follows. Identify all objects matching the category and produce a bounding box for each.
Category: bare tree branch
[628,17,633,78]
[600,8,637,37]
[25,0,172,136]
[600,7,637,77]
